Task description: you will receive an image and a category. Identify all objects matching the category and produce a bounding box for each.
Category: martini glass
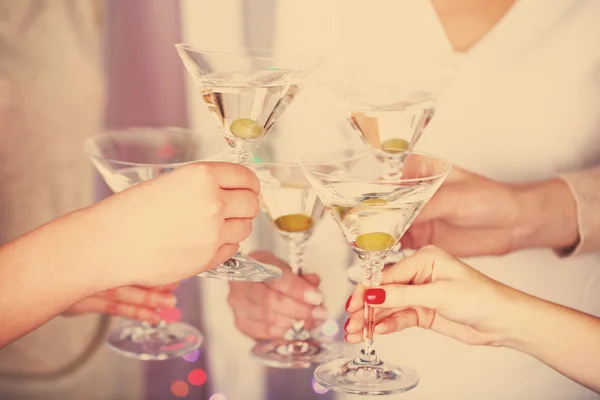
[176,44,322,281]
[250,161,345,368]
[84,127,213,360]
[300,148,451,395]
[323,59,458,282]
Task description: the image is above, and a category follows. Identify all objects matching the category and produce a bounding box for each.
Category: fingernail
[304,290,323,306]
[344,319,350,332]
[344,334,349,342]
[365,288,386,305]
[160,295,177,308]
[345,295,352,311]
[312,307,328,320]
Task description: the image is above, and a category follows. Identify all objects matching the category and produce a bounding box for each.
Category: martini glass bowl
[300,148,451,395]
[175,43,322,281]
[250,161,344,368]
[84,127,214,360]
[323,57,458,280]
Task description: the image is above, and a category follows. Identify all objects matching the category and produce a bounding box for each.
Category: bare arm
[0,210,110,347]
[502,293,600,393]
[346,247,600,393]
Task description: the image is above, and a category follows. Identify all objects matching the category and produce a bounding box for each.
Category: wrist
[511,179,579,252]
[49,207,119,295]
[488,284,545,349]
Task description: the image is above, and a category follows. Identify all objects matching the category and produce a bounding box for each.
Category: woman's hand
[400,167,578,257]
[228,250,326,340]
[78,161,261,289]
[344,246,524,346]
[64,283,179,324]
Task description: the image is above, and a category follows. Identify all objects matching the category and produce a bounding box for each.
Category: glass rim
[84,126,222,168]
[300,148,452,183]
[251,160,302,168]
[174,43,324,66]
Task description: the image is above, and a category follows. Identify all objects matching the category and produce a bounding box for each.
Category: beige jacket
[0,1,142,399]
[561,167,600,255]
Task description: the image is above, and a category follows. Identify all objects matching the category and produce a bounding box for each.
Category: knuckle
[191,162,213,178]
[211,198,227,216]
[420,244,442,256]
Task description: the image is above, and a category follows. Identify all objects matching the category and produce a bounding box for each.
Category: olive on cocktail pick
[275,214,314,233]
[229,118,265,140]
[355,232,395,252]
[381,138,409,154]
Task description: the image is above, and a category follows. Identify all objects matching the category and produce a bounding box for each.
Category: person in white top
[228,0,600,399]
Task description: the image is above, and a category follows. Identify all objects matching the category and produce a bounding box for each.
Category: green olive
[229,118,265,139]
[355,232,394,251]
[275,214,314,233]
[360,198,389,206]
[381,138,409,154]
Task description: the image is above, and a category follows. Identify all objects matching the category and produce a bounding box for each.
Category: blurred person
[228,0,600,399]
[344,245,600,394]
[1,161,259,349]
[400,165,600,258]
[0,1,184,398]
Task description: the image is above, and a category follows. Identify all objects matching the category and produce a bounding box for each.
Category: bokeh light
[312,379,330,394]
[209,393,227,400]
[182,349,200,362]
[321,319,339,337]
[160,307,182,323]
[170,380,189,397]
[188,368,207,386]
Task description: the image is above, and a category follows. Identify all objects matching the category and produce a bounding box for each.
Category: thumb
[364,282,450,311]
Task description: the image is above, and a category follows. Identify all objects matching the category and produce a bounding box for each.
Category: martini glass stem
[357,255,384,364]
[235,146,252,167]
[284,238,310,340]
[135,311,168,342]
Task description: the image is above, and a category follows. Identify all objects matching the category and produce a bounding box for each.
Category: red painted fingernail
[365,288,386,305]
[345,296,352,311]
[344,319,350,332]
[344,334,349,342]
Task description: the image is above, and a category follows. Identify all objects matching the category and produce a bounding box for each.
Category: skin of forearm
[512,178,579,252]
[0,209,110,348]
[499,291,600,393]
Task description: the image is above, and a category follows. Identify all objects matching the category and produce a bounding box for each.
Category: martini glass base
[252,338,344,369]
[106,320,203,361]
[197,253,283,282]
[314,356,419,395]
